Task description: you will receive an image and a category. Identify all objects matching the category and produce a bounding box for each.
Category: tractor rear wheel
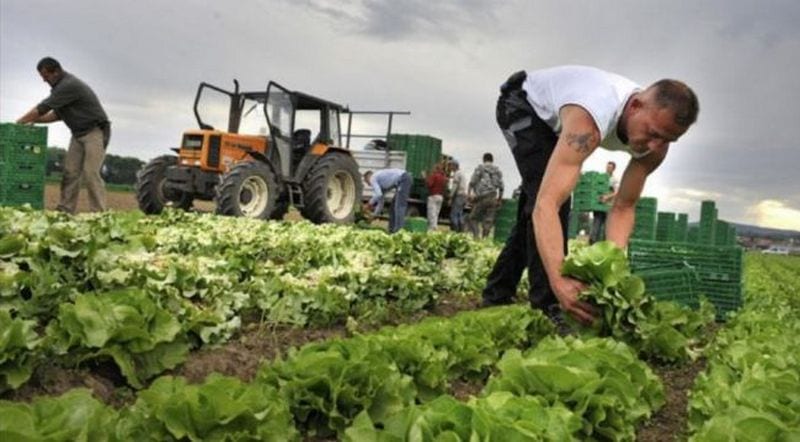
[216,161,280,219]
[301,152,362,224]
[135,155,193,214]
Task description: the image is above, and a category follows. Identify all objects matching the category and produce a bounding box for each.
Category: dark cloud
[297,0,500,41]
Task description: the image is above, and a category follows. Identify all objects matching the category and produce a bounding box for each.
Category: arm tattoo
[566,132,596,154]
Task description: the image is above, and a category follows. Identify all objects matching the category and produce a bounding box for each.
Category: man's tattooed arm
[565,132,598,154]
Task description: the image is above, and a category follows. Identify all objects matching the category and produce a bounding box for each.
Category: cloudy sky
[2,0,799,229]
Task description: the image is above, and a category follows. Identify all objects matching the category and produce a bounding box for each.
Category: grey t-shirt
[37,72,109,137]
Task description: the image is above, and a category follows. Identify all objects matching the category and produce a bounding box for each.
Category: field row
[0,208,500,392]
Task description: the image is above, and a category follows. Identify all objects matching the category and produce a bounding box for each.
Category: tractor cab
[264,81,348,178]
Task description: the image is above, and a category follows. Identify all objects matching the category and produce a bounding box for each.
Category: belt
[500,70,527,95]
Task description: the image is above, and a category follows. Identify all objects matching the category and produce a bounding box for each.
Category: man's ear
[629,94,645,110]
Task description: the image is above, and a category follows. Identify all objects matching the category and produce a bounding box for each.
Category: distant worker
[482,66,698,328]
[424,163,447,231]
[363,168,412,234]
[16,57,110,214]
[448,159,467,232]
[467,152,504,239]
[589,161,619,243]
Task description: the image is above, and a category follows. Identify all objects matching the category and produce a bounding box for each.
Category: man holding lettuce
[481,66,699,326]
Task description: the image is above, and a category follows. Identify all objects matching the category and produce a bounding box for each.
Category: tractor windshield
[194,82,268,135]
[265,87,294,139]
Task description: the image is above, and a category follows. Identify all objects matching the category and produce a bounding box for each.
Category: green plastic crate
[2,158,46,182]
[387,134,442,179]
[0,182,44,209]
[495,198,517,222]
[629,239,743,320]
[0,123,48,145]
[403,216,428,232]
[636,262,700,307]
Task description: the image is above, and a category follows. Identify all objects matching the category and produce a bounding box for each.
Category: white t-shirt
[610,174,620,192]
[522,65,644,157]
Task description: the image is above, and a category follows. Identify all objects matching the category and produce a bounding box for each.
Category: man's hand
[551,275,596,325]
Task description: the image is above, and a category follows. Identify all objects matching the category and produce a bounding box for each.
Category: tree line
[47,147,144,185]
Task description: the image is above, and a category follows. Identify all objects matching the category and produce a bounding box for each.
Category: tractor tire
[301,152,362,224]
[271,192,290,220]
[135,155,193,214]
[215,161,280,219]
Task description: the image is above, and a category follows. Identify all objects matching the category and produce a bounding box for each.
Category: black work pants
[481,73,571,311]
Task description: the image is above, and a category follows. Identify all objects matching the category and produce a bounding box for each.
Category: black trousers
[482,72,571,311]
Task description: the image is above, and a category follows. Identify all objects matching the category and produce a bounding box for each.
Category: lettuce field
[0,207,798,441]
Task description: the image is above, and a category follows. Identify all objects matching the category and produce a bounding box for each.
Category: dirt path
[45,183,140,212]
[45,183,213,214]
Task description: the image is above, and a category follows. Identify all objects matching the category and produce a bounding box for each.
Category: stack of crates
[571,171,610,212]
[726,223,738,245]
[0,123,48,210]
[714,220,729,246]
[387,134,442,179]
[687,225,699,243]
[656,211,676,242]
[387,134,442,201]
[629,239,744,320]
[632,197,658,240]
[493,198,518,243]
[699,200,717,244]
[635,262,700,308]
[674,213,689,242]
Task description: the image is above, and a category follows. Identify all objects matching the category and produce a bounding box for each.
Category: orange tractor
[136,80,364,223]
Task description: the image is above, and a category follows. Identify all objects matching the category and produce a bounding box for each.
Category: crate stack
[655,211,676,242]
[571,171,610,212]
[687,225,699,243]
[699,200,717,244]
[631,197,658,240]
[673,213,689,242]
[629,240,744,320]
[714,220,729,246]
[726,223,738,245]
[635,263,700,308]
[387,134,442,199]
[493,198,518,243]
[0,123,48,210]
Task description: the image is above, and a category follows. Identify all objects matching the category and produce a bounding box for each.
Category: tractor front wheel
[215,161,280,219]
[135,155,193,214]
[301,152,362,224]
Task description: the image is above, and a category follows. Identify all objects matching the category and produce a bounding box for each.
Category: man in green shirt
[17,57,110,213]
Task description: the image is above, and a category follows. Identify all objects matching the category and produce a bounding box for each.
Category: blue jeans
[388,172,412,233]
[450,194,466,232]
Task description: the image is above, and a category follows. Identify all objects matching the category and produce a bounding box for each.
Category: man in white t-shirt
[590,161,620,243]
[481,66,699,328]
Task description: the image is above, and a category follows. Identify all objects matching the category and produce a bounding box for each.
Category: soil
[176,293,482,385]
[44,183,215,213]
[3,293,482,407]
[636,358,708,442]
